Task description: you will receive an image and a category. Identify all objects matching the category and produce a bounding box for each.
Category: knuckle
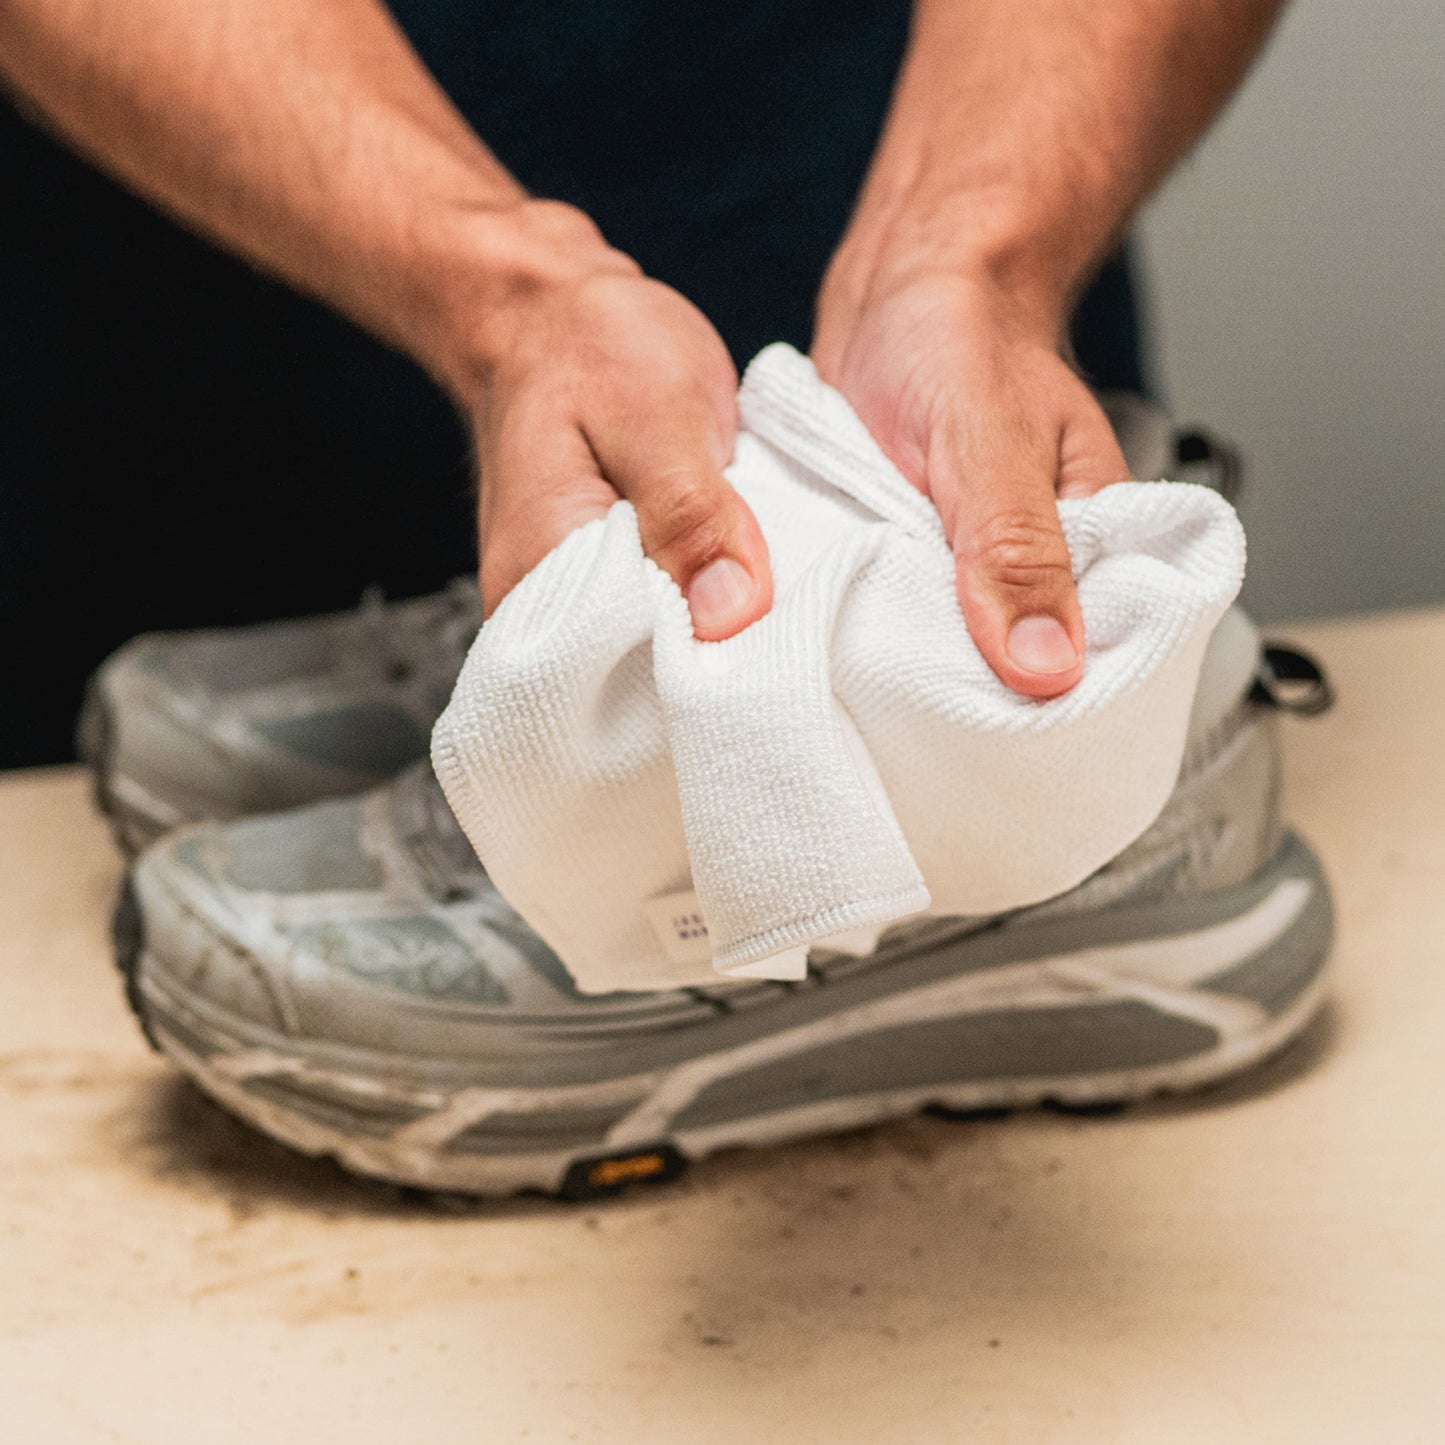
[642,469,730,567]
[967,510,1073,594]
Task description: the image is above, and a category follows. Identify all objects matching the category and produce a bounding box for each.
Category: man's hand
[811,0,1285,698]
[455,209,771,638]
[813,269,1128,699]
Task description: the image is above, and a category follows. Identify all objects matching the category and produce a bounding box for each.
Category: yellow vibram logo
[588,1154,667,1187]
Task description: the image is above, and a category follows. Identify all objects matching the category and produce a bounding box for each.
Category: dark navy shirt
[397,0,914,365]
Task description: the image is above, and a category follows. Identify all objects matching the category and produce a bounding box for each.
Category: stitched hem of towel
[711,882,933,977]
[739,344,947,543]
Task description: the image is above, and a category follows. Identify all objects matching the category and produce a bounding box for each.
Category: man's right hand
[450,204,772,641]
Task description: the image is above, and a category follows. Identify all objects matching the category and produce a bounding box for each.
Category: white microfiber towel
[432,344,1246,994]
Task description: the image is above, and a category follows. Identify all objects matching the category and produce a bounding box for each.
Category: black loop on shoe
[1174,427,1245,504]
[1250,644,1335,717]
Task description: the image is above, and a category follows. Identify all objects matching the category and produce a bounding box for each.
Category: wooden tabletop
[3,607,1443,1444]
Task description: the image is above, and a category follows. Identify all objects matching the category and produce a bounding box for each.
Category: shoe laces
[357,576,483,709]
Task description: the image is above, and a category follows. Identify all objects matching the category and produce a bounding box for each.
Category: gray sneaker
[114,609,1333,1200]
[79,579,481,852]
[80,402,1240,853]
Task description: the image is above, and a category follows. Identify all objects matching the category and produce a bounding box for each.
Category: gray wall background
[1138,0,1444,622]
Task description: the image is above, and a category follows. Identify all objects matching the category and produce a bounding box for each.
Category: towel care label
[644,889,713,968]
[644,888,813,981]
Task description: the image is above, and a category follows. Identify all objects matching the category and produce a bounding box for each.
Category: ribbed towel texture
[432,344,1246,994]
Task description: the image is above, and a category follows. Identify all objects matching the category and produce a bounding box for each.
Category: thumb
[947,395,1127,700]
[955,486,1085,699]
[594,407,773,642]
[947,433,1088,700]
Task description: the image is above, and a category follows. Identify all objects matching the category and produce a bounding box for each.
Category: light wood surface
[2,608,1443,1444]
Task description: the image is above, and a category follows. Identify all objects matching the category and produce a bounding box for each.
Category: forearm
[831,0,1286,327]
[0,0,621,392]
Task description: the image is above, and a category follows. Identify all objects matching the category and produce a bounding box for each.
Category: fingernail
[1007,616,1079,675]
[687,557,756,635]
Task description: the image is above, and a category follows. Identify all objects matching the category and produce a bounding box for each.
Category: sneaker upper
[127,606,1276,1062]
[81,579,481,846]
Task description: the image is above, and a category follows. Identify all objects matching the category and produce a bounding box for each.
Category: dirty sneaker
[80,403,1240,852]
[113,609,1333,1199]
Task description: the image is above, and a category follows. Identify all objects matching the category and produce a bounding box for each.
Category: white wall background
[1139,0,1445,622]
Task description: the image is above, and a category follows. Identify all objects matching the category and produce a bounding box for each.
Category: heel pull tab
[1251,644,1335,717]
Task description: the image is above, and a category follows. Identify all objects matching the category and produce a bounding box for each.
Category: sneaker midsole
[132,831,1332,1189]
